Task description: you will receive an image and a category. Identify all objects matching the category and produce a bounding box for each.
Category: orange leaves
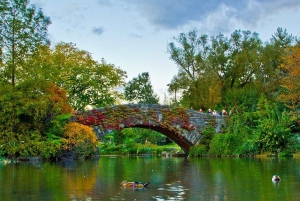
[45,83,73,114]
[62,122,98,151]
[277,45,300,111]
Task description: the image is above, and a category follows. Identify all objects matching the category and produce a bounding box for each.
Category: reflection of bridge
[71,104,226,153]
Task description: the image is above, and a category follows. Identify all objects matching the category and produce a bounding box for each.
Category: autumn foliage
[277,45,300,111]
[45,83,73,114]
[62,122,98,158]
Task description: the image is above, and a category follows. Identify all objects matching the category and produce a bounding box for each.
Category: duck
[272,174,281,182]
[121,180,150,188]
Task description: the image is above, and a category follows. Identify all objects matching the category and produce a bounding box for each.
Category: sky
[30,0,300,102]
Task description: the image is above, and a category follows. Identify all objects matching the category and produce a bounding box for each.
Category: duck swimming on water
[272,174,281,182]
[121,181,150,188]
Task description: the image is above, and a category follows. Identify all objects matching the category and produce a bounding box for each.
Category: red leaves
[74,105,195,132]
[78,110,105,126]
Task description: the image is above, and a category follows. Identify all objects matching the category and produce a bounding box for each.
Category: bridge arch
[70,104,226,153]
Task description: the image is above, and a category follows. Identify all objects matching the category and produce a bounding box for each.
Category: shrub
[62,122,98,159]
[235,140,259,156]
[209,134,242,156]
[208,134,226,156]
[189,145,207,156]
[254,102,293,153]
[46,114,71,139]
[200,126,216,151]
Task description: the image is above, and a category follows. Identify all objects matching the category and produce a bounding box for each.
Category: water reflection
[1,157,300,200]
[155,181,188,200]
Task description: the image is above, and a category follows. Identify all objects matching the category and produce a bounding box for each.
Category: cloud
[123,0,300,31]
[96,0,112,6]
[130,34,143,38]
[92,27,104,35]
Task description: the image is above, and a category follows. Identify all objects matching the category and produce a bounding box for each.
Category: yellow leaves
[62,122,98,151]
[277,45,300,111]
[45,83,73,114]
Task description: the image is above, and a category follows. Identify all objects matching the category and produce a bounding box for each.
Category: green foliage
[0,129,61,158]
[23,43,127,110]
[208,135,226,156]
[124,72,159,104]
[189,145,207,156]
[221,86,260,112]
[168,29,264,109]
[46,114,71,140]
[225,111,254,138]
[0,0,51,87]
[98,142,167,155]
[122,128,166,145]
[254,101,293,152]
[233,139,259,156]
[209,134,243,156]
[51,44,127,110]
[200,126,216,151]
[113,130,126,145]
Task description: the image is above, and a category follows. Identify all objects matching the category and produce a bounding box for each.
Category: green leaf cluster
[124,72,159,104]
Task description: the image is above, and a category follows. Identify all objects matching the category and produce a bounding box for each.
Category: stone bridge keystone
[70,104,226,153]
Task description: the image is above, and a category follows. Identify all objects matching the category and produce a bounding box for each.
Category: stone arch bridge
[70,104,226,153]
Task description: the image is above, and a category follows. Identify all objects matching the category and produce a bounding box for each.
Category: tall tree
[277,45,300,112]
[0,0,51,87]
[168,30,262,109]
[24,42,127,110]
[124,72,159,104]
[256,28,295,98]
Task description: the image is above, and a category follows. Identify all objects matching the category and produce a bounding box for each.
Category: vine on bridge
[72,105,195,135]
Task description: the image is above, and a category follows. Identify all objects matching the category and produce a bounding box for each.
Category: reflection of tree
[2,157,300,200]
[61,161,98,200]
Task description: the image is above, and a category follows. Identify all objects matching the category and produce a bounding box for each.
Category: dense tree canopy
[0,0,51,87]
[277,45,300,112]
[167,28,299,112]
[22,42,127,110]
[124,72,159,104]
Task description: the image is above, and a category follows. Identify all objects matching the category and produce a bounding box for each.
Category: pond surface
[1,156,300,200]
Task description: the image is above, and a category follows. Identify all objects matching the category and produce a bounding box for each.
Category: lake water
[1,156,300,201]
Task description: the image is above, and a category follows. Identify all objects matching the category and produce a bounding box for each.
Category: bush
[208,135,226,156]
[234,140,259,156]
[189,145,207,156]
[46,114,71,139]
[200,126,216,151]
[254,102,293,153]
[62,122,98,159]
[209,134,242,156]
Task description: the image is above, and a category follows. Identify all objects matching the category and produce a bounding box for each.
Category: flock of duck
[121,174,280,189]
[121,174,280,190]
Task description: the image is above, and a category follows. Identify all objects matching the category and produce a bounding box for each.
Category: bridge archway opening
[71,104,226,154]
[132,125,193,153]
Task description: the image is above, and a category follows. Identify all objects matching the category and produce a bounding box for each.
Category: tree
[255,28,296,98]
[23,42,127,110]
[53,43,127,110]
[254,101,292,152]
[124,72,159,104]
[277,45,300,112]
[167,29,262,109]
[0,0,51,87]
[167,75,188,106]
